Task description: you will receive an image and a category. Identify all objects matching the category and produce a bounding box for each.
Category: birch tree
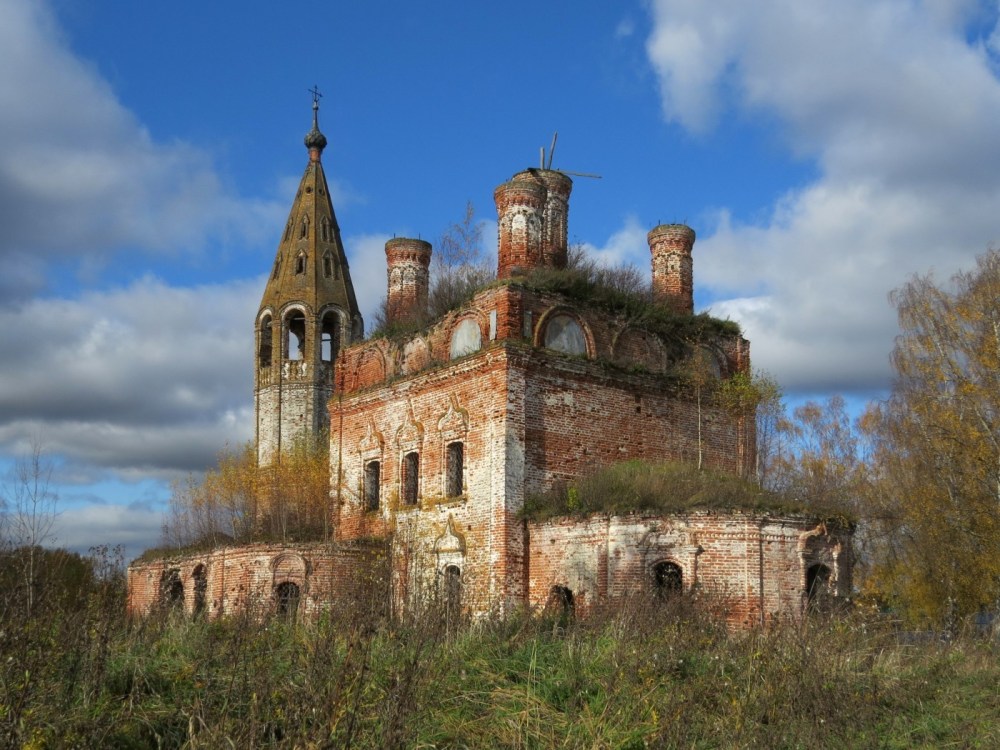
[867,250,1000,625]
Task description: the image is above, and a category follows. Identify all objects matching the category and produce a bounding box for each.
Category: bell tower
[255,91,363,465]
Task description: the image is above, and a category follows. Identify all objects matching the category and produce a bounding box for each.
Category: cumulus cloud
[50,500,165,562]
[0,277,259,479]
[0,0,281,303]
[645,0,1000,393]
[578,214,650,269]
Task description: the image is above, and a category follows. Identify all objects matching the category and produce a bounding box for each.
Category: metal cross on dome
[308,85,323,106]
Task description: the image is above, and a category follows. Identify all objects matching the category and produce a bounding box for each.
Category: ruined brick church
[128,101,852,626]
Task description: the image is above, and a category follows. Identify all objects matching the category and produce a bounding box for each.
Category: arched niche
[450,317,483,359]
[540,311,589,356]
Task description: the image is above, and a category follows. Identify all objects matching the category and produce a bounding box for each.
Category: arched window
[295,251,307,275]
[275,581,300,620]
[283,219,293,242]
[272,254,281,279]
[258,314,273,368]
[364,461,381,511]
[543,314,587,355]
[299,215,309,239]
[548,585,575,625]
[321,311,341,363]
[653,561,683,600]
[323,251,335,278]
[285,310,306,360]
[321,217,330,242]
[443,565,462,622]
[402,451,419,505]
[450,318,482,359]
[806,563,831,612]
[160,569,184,611]
[446,442,463,498]
[192,564,207,616]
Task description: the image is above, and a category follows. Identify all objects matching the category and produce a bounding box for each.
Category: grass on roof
[520,460,854,524]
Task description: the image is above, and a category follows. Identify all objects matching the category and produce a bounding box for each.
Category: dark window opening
[446,442,464,498]
[806,563,832,612]
[299,216,309,239]
[192,564,207,616]
[653,561,683,600]
[275,581,300,619]
[321,312,341,363]
[402,451,419,505]
[286,311,306,360]
[364,461,381,511]
[443,565,462,620]
[549,585,575,617]
[295,252,307,275]
[160,569,184,611]
[259,316,273,368]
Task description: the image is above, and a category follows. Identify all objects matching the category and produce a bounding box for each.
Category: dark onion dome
[304,100,327,153]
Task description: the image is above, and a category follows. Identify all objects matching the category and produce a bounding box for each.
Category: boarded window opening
[286,311,306,360]
[192,564,207,616]
[653,561,683,600]
[402,451,419,505]
[323,251,334,278]
[275,581,300,619]
[321,311,341,363]
[258,315,273,368]
[364,461,380,511]
[446,442,464,498]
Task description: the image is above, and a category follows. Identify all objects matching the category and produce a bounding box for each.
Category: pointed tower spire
[254,90,363,465]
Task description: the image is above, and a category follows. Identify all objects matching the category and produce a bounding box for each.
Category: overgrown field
[2,572,998,750]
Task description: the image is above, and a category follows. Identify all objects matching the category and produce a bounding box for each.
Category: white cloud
[579,214,650,269]
[645,0,1000,393]
[50,500,165,562]
[0,0,282,302]
[0,276,259,478]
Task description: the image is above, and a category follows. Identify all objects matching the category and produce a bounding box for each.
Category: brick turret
[385,238,432,325]
[648,223,696,315]
[495,173,546,278]
[535,170,573,270]
[495,169,574,278]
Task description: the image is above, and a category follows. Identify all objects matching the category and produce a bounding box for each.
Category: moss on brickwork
[521,460,854,523]
[510,268,741,340]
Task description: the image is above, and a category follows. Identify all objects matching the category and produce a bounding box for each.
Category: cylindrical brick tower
[648,223,696,315]
[495,174,546,279]
[385,238,432,325]
[535,169,573,270]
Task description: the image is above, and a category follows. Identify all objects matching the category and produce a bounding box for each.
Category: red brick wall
[126,541,386,619]
[527,513,852,627]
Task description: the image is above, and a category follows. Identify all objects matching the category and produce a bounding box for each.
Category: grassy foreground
[2,576,998,749]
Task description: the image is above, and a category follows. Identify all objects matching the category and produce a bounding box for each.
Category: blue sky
[2,0,999,561]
